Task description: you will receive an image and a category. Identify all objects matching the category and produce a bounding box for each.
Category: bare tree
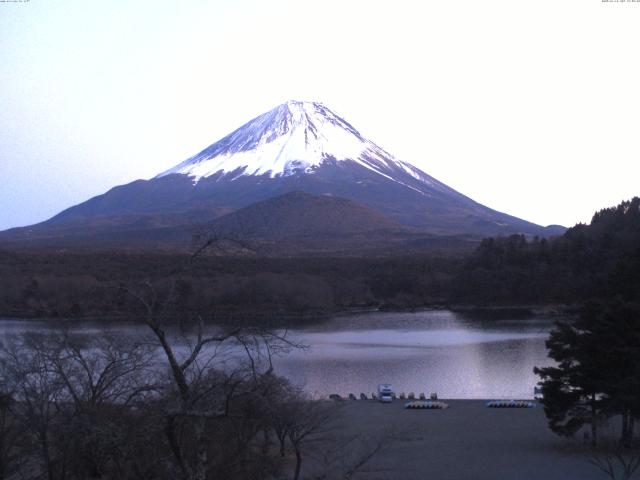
[589,443,640,480]
[0,391,25,480]
[312,427,402,480]
[123,276,298,480]
[28,331,157,411]
[0,334,67,480]
[284,396,340,480]
[39,331,157,479]
[108,233,305,479]
[0,330,161,480]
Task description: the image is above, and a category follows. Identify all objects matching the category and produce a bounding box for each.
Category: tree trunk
[165,415,187,479]
[193,419,207,480]
[293,448,302,480]
[194,453,206,480]
[0,434,6,480]
[590,394,598,447]
[621,411,637,447]
[622,411,630,446]
[280,438,286,458]
[262,430,270,456]
[41,435,55,480]
[146,322,190,402]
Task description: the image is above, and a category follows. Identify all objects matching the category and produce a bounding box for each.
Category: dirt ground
[308,399,613,480]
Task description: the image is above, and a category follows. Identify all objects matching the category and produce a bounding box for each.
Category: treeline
[531,200,640,453]
[2,197,638,320]
[0,251,461,320]
[455,197,640,305]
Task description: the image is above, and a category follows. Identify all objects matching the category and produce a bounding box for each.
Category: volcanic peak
[157,100,406,182]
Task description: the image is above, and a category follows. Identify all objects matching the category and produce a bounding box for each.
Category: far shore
[0,303,579,325]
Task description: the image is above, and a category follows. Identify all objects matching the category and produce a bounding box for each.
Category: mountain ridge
[0,100,565,250]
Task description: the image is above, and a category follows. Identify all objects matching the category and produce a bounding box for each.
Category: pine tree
[535,301,640,446]
[534,314,605,445]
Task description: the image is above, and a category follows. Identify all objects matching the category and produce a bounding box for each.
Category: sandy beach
[315,399,609,480]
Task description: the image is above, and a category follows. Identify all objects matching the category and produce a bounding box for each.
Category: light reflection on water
[272,310,555,399]
[0,310,557,399]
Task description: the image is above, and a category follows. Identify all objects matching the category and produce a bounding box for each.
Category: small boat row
[329,393,390,401]
[404,401,449,409]
[486,400,536,408]
[329,392,436,402]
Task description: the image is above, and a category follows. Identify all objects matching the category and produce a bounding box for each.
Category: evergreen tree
[534,312,606,445]
[535,301,640,446]
[591,301,640,446]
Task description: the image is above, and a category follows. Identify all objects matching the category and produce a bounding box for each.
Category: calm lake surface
[274,310,555,399]
[0,310,556,399]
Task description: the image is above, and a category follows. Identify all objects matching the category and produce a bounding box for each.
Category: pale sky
[1,0,639,231]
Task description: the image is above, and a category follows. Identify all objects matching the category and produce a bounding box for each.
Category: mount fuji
[159,100,445,188]
[0,101,564,251]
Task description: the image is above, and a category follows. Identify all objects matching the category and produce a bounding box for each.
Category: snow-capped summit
[157,100,435,188]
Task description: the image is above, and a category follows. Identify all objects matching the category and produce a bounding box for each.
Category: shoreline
[312,399,613,479]
[0,302,578,324]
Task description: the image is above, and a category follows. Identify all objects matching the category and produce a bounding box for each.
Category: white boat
[378,384,394,403]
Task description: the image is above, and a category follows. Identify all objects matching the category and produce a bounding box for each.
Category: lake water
[0,310,556,399]
[274,310,555,399]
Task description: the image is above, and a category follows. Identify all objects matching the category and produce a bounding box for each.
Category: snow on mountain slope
[0,99,563,248]
[157,100,448,195]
